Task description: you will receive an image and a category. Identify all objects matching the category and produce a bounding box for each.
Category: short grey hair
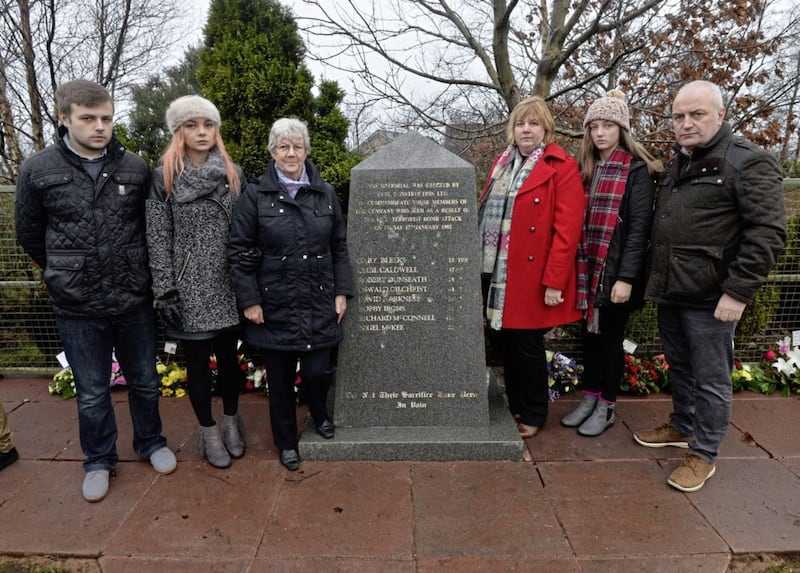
[677,80,725,110]
[268,118,310,152]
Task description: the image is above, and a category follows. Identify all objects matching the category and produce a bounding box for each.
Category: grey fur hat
[165,95,221,133]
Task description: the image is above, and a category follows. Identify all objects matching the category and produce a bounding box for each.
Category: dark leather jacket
[15,128,153,317]
[645,122,786,308]
[227,159,353,351]
[592,160,656,310]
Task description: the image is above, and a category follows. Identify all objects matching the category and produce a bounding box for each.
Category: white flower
[772,356,797,377]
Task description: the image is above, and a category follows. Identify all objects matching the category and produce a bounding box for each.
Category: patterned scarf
[479,144,545,330]
[576,146,632,333]
[172,149,228,204]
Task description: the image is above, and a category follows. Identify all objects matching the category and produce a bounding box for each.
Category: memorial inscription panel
[335,132,488,428]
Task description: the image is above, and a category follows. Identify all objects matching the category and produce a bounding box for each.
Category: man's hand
[714,293,746,322]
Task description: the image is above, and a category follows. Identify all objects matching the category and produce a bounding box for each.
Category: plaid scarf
[576,146,632,333]
[479,144,545,330]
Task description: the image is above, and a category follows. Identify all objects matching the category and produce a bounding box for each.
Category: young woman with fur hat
[145,95,247,468]
[562,90,662,436]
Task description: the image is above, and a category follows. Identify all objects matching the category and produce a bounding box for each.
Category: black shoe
[0,447,19,472]
[279,449,300,471]
[316,419,335,439]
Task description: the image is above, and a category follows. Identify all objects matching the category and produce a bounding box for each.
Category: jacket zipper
[177,253,191,282]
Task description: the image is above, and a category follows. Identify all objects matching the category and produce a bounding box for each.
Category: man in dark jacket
[15,80,176,502]
[634,80,786,492]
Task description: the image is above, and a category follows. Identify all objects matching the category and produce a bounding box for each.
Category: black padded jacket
[15,128,153,317]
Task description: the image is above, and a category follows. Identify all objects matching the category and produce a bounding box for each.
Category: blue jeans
[56,302,167,472]
[658,305,736,463]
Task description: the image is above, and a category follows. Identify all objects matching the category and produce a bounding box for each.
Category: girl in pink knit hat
[563,90,663,436]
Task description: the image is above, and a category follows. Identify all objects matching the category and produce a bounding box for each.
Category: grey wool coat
[146,163,245,334]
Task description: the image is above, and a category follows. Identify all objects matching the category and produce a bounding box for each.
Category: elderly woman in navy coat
[228,118,353,471]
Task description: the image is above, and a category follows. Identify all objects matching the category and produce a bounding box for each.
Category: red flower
[245,381,254,391]
[764,350,777,361]
[209,360,218,370]
[240,363,249,372]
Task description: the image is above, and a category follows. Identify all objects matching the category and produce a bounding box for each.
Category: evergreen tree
[198,0,315,177]
[128,48,202,167]
[309,80,361,210]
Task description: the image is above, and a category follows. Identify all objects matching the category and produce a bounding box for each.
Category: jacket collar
[55,124,125,163]
[257,159,327,194]
[671,121,732,160]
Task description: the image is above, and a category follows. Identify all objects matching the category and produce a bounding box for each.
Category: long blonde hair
[160,127,240,195]
[580,127,663,184]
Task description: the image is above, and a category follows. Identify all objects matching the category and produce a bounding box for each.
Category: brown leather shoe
[517,423,539,438]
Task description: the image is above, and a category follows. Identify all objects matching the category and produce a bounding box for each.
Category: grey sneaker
[149,446,177,474]
[82,469,110,502]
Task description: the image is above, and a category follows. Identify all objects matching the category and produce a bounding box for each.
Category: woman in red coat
[479,96,585,438]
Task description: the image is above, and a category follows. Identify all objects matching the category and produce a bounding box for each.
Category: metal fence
[2,183,800,374]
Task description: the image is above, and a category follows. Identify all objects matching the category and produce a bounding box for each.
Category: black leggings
[183,331,242,427]
[581,306,631,403]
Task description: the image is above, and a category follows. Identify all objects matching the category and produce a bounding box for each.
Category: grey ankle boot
[222,413,246,458]
[578,401,615,437]
[561,394,598,427]
[198,423,231,468]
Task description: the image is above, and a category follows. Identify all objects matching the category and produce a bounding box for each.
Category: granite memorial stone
[299,131,522,461]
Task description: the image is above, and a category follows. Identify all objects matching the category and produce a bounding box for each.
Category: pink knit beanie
[583,89,631,131]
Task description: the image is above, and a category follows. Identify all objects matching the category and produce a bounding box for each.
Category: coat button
[279,208,284,213]
[306,344,312,349]
[302,254,308,259]
[672,188,677,193]
[534,198,540,204]
[529,226,536,232]
[527,255,534,261]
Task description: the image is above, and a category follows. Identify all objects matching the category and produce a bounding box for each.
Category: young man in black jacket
[15,80,176,502]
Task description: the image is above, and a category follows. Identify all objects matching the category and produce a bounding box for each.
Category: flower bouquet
[546,350,582,401]
[157,360,188,398]
[737,336,800,396]
[620,353,669,396]
[49,367,76,399]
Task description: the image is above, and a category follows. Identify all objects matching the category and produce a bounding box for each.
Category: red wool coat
[480,143,585,330]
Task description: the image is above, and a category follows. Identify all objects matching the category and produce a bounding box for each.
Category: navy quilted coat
[15,129,152,317]
[227,159,353,351]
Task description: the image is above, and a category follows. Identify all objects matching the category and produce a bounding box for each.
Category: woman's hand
[610,281,632,304]
[544,287,564,306]
[335,295,347,324]
[244,304,264,324]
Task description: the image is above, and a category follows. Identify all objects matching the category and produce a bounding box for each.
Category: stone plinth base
[298,384,522,461]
